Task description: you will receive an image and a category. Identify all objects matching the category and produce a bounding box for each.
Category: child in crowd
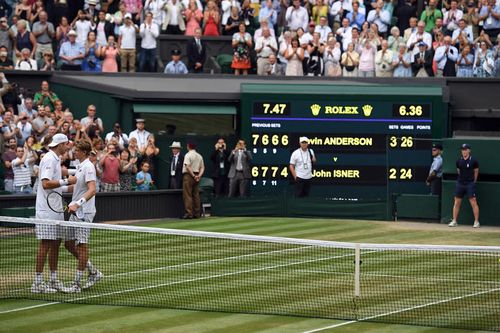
[135,162,153,191]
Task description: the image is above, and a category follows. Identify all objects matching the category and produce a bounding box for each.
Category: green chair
[199,177,214,216]
[216,54,234,74]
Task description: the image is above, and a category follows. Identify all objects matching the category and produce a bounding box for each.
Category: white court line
[301,287,500,333]
[1,251,361,314]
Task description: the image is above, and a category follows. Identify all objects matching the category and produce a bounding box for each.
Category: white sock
[50,271,57,281]
[86,260,95,274]
[75,270,84,283]
[34,273,43,284]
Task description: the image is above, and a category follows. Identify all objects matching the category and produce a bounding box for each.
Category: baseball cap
[418,41,427,47]
[135,118,145,123]
[432,143,443,150]
[299,136,309,144]
[171,48,181,56]
[67,29,77,36]
[48,133,69,147]
[461,143,471,150]
[124,13,132,19]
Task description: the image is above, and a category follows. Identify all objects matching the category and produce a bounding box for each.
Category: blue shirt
[136,171,152,191]
[164,61,188,74]
[346,11,365,28]
[430,155,443,178]
[456,156,478,184]
[479,5,500,30]
[59,41,85,65]
[258,6,278,26]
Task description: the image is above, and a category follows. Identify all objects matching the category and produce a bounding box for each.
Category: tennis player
[32,133,76,293]
[63,140,102,293]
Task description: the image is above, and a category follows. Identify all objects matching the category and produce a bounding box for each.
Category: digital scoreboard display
[241,84,447,201]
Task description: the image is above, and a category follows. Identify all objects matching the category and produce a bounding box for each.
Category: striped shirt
[12,158,31,187]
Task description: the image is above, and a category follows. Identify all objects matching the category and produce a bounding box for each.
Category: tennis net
[0,216,499,331]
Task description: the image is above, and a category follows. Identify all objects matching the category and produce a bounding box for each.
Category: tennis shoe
[49,279,65,291]
[473,221,480,228]
[83,269,103,289]
[31,281,57,294]
[62,282,81,293]
[448,220,457,227]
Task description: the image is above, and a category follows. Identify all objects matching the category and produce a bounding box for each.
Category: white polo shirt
[36,150,62,212]
[119,24,137,50]
[72,158,96,214]
[290,148,315,179]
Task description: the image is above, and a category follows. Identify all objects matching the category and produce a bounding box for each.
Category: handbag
[345,65,355,72]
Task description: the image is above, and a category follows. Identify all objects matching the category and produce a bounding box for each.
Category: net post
[354,243,360,298]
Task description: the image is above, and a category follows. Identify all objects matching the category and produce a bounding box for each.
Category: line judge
[289,136,316,197]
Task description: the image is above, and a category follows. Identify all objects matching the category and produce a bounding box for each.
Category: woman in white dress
[284,37,304,76]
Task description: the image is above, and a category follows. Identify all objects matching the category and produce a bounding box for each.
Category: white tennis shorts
[64,213,96,244]
[35,211,64,240]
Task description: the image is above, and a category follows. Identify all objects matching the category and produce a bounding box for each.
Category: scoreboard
[240,83,448,201]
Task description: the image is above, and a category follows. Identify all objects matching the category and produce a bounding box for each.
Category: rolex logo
[362,104,373,117]
[310,104,321,116]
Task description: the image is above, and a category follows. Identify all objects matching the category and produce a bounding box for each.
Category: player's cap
[67,30,77,36]
[299,136,309,144]
[171,49,181,56]
[88,0,97,5]
[351,25,360,31]
[135,118,145,123]
[169,141,182,149]
[461,143,471,150]
[418,41,427,47]
[124,13,132,19]
[48,133,69,147]
[432,143,443,150]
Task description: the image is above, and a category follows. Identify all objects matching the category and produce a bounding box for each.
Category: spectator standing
[162,0,185,34]
[395,0,416,33]
[289,136,316,198]
[119,149,138,191]
[323,38,342,76]
[449,144,480,228]
[388,26,405,52]
[15,0,32,23]
[315,16,332,43]
[168,141,184,189]
[452,19,473,45]
[12,144,32,194]
[336,18,352,51]
[105,122,129,149]
[95,10,115,47]
[142,134,160,182]
[182,142,205,219]
[144,0,166,28]
[284,37,304,76]
[164,48,188,74]
[493,36,500,77]
[184,0,203,36]
[135,162,153,191]
[426,143,443,196]
[341,42,360,76]
[203,0,220,36]
[14,20,36,61]
[412,42,434,77]
[255,27,277,75]
[16,112,32,145]
[222,0,240,27]
[254,20,276,40]
[375,40,394,77]
[34,81,59,112]
[406,20,433,57]
[129,118,150,152]
[434,36,458,77]
[56,16,71,56]
[18,97,37,119]
[456,44,474,77]
[330,0,353,32]
[210,138,230,197]
[32,106,53,141]
[118,13,139,72]
[0,45,13,70]
[259,0,277,26]
[462,1,479,39]
[224,6,242,36]
[1,137,17,192]
[367,0,391,37]
[0,17,12,56]
[186,27,206,73]
[73,10,95,45]
[82,31,102,72]
[32,11,54,60]
[231,23,252,75]
[420,0,442,33]
[228,139,252,198]
[443,0,463,36]
[123,0,142,23]
[139,11,160,72]
[474,41,495,77]
[403,17,418,42]
[392,44,412,77]
[100,143,121,192]
[285,0,308,31]
[1,110,19,142]
[101,35,119,72]
[80,104,104,135]
[358,39,376,77]
[59,29,85,70]
[478,0,499,39]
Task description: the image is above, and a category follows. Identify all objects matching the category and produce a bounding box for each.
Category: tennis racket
[47,191,82,221]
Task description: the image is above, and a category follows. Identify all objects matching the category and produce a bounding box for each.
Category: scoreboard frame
[240,83,448,213]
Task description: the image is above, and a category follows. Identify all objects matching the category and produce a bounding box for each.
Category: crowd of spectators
[1,78,160,194]
[0,0,497,76]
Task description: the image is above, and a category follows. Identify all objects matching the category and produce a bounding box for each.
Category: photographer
[99,143,121,192]
[375,40,394,77]
[228,139,252,198]
[105,122,129,150]
[31,105,53,141]
[210,138,230,197]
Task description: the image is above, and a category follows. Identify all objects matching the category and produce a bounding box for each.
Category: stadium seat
[199,177,214,216]
[216,54,234,74]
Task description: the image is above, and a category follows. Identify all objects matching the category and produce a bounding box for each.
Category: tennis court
[1,217,499,333]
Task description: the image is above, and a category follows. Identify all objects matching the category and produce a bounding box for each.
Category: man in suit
[210,137,230,197]
[162,0,185,34]
[168,141,184,189]
[228,139,252,198]
[263,53,284,76]
[411,42,434,77]
[186,27,206,73]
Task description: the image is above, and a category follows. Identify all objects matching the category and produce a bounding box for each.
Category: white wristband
[76,197,87,206]
[59,179,68,187]
[60,186,69,193]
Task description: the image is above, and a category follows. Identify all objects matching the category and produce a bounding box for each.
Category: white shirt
[433,45,458,70]
[75,19,94,44]
[330,0,353,21]
[315,25,332,43]
[96,21,108,46]
[105,131,129,148]
[72,158,96,214]
[299,32,314,46]
[15,58,38,71]
[255,36,278,58]
[129,129,151,150]
[144,0,166,26]
[16,121,32,143]
[290,148,315,179]
[336,26,352,50]
[285,6,308,31]
[406,31,432,57]
[443,8,463,31]
[36,150,62,212]
[366,9,391,33]
[140,22,160,49]
[170,3,179,25]
[119,24,138,49]
[451,27,473,44]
